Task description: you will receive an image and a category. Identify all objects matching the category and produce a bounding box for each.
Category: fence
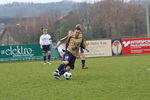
[1,37,150,62]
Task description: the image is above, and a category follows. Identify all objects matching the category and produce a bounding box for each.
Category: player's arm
[39,36,43,49]
[49,35,54,48]
[54,42,61,49]
[81,39,89,52]
[49,35,52,45]
[54,36,70,49]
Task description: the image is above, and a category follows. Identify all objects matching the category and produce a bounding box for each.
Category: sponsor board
[122,38,150,55]
[0,44,58,62]
[112,39,122,56]
[84,40,112,57]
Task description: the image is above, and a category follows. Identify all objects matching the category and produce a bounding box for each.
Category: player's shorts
[42,45,51,53]
[79,47,84,53]
[62,50,76,69]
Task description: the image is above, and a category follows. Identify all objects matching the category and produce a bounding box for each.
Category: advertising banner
[112,39,122,56]
[0,44,59,62]
[84,40,112,57]
[122,38,150,55]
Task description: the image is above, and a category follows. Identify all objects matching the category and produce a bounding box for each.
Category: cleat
[47,62,51,64]
[43,62,47,64]
[53,72,58,76]
[53,72,60,80]
[54,76,60,80]
[56,69,59,73]
[82,66,88,69]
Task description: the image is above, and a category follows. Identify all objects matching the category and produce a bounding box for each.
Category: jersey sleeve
[80,39,88,49]
[49,35,52,44]
[60,36,70,44]
[39,36,42,44]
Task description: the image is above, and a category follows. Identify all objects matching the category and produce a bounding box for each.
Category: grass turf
[0,55,150,100]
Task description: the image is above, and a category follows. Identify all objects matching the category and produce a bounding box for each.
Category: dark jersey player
[53,27,89,79]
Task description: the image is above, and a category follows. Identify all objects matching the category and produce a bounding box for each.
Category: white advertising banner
[84,40,112,57]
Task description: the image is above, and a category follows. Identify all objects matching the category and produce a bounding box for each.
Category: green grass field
[0,55,150,100]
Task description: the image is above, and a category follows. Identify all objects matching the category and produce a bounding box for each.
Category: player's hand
[77,54,80,58]
[85,48,89,52]
[53,46,58,50]
[40,46,43,49]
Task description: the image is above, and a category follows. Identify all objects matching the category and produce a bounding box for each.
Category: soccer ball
[63,72,72,80]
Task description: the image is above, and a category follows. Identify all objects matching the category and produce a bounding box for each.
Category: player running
[53,27,89,79]
[57,30,73,59]
[76,24,88,69]
[39,28,52,64]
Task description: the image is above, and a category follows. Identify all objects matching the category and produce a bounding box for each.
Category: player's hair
[75,24,81,31]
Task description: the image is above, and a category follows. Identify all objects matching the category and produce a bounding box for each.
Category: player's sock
[81,60,85,68]
[48,55,51,62]
[44,56,46,63]
[59,68,67,76]
[57,63,66,71]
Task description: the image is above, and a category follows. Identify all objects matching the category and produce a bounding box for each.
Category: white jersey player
[39,28,52,64]
[56,30,73,59]
[57,41,66,58]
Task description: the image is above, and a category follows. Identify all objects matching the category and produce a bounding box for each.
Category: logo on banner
[112,40,122,55]
[1,46,34,57]
[123,41,131,47]
[122,38,150,55]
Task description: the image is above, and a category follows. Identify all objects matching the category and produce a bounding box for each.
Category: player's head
[75,24,81,30]
[74,24,81,34]
[67,30,73,36]
[42,28,48,34]
[74,28,81,37]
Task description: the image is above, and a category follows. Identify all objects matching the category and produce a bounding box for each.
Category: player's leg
[53,61,69,80]
[42,45,47,64]
[80,48,88,69]
[53,51,70,79]
[59,51,65,60]
[47,45,51,64]
[58,55,75,77]
[53,51,74,79]
[43,53,47,64]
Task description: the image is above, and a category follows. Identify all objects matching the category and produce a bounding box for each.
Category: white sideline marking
[146,68,150,71]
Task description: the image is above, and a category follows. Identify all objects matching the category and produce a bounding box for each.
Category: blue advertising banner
[112,39,123,56]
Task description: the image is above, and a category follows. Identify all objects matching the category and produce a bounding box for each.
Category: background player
[57,30,73,59]
[75,24,88,69]
[39,28,52,64]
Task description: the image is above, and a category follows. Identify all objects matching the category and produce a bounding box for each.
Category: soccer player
[75,24,88,69]
[79,47,88,69]
[57,30,73,59]
[39,28,52,64]
[53,27,89,79]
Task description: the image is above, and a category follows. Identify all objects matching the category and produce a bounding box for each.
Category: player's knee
[66,66,71,71]
[48,51,51,55]
[60,52,65,57]
[43,53,46,56]
[80,55,85,60]
[63,61,69,65]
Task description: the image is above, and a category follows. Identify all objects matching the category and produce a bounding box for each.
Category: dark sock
[58,63,66,72]
[48,55,51,62]
[81,60,85,67]
[44,56,46,62]
[59,68,67,76]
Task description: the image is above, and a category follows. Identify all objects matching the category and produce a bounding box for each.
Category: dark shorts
[62,50,76,69]
[80,47,84,53]
[42,45,51,53]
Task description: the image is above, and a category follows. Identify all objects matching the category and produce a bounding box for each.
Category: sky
[0,0,100,4]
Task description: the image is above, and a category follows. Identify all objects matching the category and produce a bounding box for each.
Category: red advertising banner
[122,38,150,55]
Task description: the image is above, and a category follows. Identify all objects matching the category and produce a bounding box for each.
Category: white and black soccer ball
[63,72,72,80]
